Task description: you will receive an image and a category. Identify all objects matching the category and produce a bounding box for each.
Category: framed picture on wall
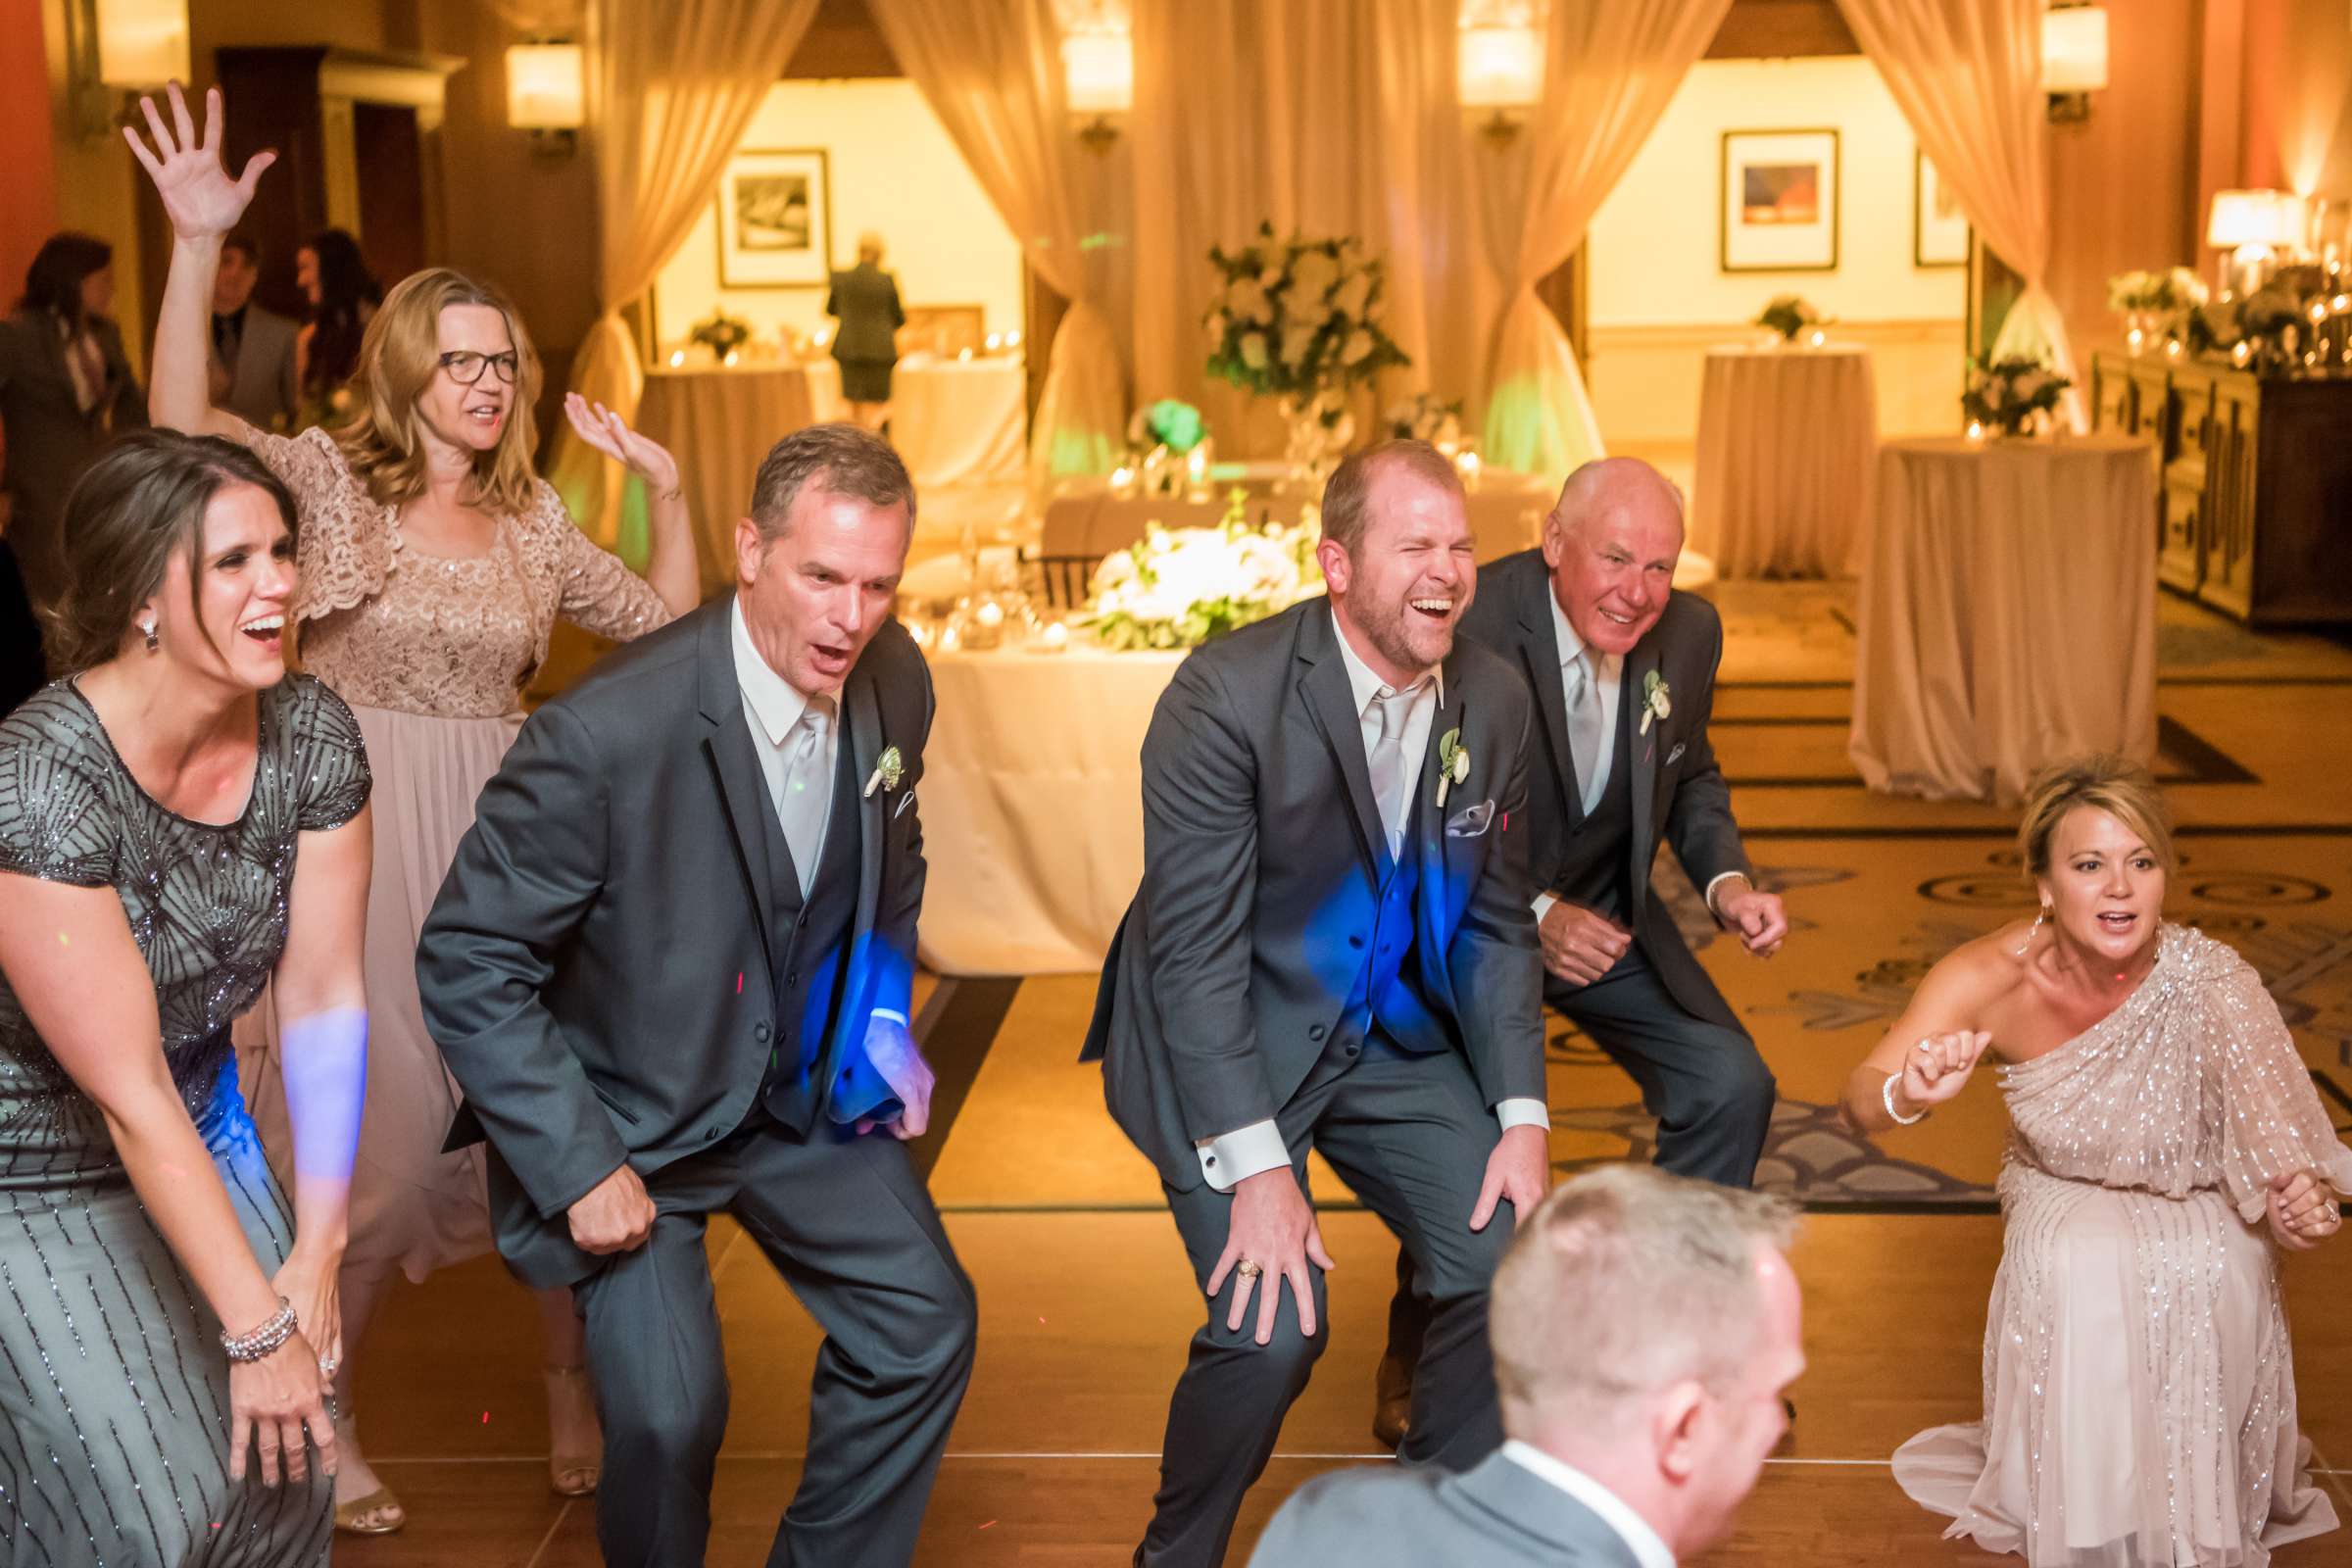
[1913,148,1970,268]
[715,148,833,288]
[1719,129,1839,273]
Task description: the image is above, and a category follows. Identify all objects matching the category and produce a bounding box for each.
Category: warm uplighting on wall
[2208,189,2305,293]
[95,0,189,87]
[507,41,584,154]
[1060,31,1132,155]
[2039,4,2107,124]
[1458,21,1543,148]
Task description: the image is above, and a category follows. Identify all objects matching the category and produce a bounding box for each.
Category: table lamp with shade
[2208,189,2304,296]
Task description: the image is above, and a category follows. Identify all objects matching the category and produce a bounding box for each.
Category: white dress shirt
[1531,590,1746,929]
[1193,611,1547,1193]
[1499,1441,1677,1568]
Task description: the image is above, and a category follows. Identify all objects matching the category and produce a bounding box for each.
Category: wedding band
[1236,1259,1262,1279]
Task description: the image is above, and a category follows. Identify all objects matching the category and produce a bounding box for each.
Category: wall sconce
[1060,32,1132,155]
[2039,4,2107,124]
[63,0,190,139]
[1458,22,1543,148]
[2207,189,2304,294]
[506,40,585,155]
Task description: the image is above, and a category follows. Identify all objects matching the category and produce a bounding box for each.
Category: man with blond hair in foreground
[1251,1165,1803,1566]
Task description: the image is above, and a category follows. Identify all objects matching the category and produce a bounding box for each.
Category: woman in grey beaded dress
[0,430,371,1564]
[1843,758,2349,1567]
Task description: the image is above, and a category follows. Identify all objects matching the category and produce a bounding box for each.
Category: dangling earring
[2015,904,2048,957]
[138,616,160,654]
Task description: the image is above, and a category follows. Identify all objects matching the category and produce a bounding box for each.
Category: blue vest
[757,732,862,1134]
[1337,766,1453,1058]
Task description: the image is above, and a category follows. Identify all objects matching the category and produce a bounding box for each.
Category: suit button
[1348,933,1365,950]
[797,910,809,930]
[1309,1024,1328,1042]
[707,1124,723,1138]
[1344,1044,1361,1058]
[787,969,800,987]
[754,1022,771,1043]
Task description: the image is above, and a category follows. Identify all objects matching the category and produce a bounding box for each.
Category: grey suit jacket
[216,304,299,433]
[1081,598,1545,1190]
[0,310,147,605]
[1457,549,1749,1031]
[1249,1451,1646,1567]
[416,598,931,1287]
[825,264,905,363]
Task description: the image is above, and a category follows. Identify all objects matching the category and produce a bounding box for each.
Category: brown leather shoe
[1372,1351,1414,1450]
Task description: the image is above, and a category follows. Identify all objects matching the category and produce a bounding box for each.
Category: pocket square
[1665,742,1687,766]
[1446,799,1496,838]
[893,789,917,819]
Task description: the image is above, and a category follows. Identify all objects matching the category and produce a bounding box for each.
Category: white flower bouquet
[2106,267,2210,315]
[1385,393,1464,446]
[1203,225,1411,401]
[1085,518,1325,651]
[1962,357,2072,438]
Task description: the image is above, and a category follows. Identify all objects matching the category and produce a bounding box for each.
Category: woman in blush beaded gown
[131,82,700,1534]
[1844,757,2349,1568]
[0,430,370,1565]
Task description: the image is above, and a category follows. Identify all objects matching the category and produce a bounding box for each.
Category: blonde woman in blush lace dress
[1843,758,2349,1568]
[131,85,699,1534]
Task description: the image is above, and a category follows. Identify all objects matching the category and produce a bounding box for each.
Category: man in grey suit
[1254,1164,1803,1567]
[417,424,975,1567]
[1375,458,1788,1444]
[208,233,298,432]
[1083,440,1551,1567]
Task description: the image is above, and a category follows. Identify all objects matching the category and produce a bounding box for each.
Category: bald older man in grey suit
[1251,1164,1804,1568]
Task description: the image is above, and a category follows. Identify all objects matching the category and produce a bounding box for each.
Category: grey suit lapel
[1297,612,1389,880]
[842,662,887,953]
[1517,561,1583,826]
[1448,1452,1647,1567]
[696,601,781,973]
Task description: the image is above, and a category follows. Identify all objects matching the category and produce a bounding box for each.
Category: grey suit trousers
[1142,1043,1515,1568]
[571,1115,977,1568]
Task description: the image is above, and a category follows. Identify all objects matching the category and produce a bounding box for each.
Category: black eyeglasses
[437,350,520,386]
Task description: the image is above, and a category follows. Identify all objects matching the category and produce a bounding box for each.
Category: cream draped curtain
[1476,0,1731,476]
[1126,0,1487,458]
[1834,0,2085,427]
[861,0,1129,504]
[546,0,819,552]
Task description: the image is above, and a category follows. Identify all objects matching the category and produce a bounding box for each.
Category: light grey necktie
[776,698,833,895]
[1368,686,1416,860]
[1566,652,1606,814]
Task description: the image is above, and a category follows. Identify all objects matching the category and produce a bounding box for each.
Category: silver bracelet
[221,1297,298,1363]
[1882,1072,1927,1126]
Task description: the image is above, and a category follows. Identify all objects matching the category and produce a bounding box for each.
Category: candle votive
[1806,328,1827,348]
[1040,621,1070,653]
[1965,420,1984,443]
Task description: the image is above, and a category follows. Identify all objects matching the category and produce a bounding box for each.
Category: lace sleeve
[229,424,394,623]
[2208,958,2352,1221]
[281,676,373,832]
[532,481,674,644]
[0,725,114,889]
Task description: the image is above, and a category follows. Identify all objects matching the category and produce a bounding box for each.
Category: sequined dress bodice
[0,676,370,1189]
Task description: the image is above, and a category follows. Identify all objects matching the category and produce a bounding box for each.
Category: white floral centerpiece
[1962,357,2071,439]
[1385,393,1464,447]
[2107,267,2209,352]
[1085,513,1324,651]
[1204,224,1410,485]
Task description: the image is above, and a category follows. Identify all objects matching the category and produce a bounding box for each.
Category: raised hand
[563,394,682,493]
[1898,1029,1991,1111]
[123,84,274,239]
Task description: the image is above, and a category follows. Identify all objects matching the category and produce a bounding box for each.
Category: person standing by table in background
[827,231,905,433]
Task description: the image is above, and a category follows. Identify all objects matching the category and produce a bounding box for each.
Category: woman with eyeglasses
[134,82,698,1536]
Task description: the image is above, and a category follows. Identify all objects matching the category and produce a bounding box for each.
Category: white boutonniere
[862,745,905,799]
[1640,671,1672,736]
[1436,727,1469,808]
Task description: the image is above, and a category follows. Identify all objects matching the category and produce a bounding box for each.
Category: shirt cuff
[1531,891,1558,923]
[1196,1119,1290,1193]
[1703,870,1749,920]
[869,1007,908,1027]
[1495,1098,1550,1134]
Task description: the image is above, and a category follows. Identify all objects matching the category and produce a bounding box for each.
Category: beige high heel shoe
[543,1364,602,1496]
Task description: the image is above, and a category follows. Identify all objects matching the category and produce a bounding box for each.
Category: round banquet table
[1691,343,1876,578]
[915,640,1183,974]
[805,356,1026,488]
[637,362,815,597]
[1848,434,2158,806]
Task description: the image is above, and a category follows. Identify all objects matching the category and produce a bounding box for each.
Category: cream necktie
[1368,686,1416,860]
[776,699,833,895]
[1567,652,1606,814]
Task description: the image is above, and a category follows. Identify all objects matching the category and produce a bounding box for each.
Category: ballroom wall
[649,79,1023,354]
[1583,56,1966,446]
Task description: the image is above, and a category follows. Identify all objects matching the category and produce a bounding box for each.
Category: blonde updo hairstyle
[331,267,543,519]
[2016,756,2177,888]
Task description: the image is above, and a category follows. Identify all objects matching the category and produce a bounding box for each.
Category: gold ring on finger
[1236,1259,1261,1279]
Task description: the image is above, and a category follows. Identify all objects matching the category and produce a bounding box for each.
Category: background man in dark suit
[417,424,975,1568]
[825,232,906,430]
[1374,457,1788,1445]
[1254,1164,1803,1567]
[1083,440,1551,1567]
[208,232,298,432]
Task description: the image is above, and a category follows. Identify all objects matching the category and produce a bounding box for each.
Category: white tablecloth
[1849,435,2158,805]
[1692,344,1877,578]
[915,642,1183,974]
[638,363,816,597]
[806,357,1026,488]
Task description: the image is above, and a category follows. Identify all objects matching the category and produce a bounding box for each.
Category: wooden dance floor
[358,584,2352,1565]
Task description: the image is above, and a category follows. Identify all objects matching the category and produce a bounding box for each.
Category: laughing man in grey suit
[417,424,974,1567]
[1083,440,1551,1566]
[1253,1164,1804,1568]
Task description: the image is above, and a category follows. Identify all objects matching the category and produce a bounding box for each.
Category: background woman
[292,226,380,430]
[826,229,905,430]
[134,82,698,1536]
[0,429,370,1564]
[1844,757,2349,1566]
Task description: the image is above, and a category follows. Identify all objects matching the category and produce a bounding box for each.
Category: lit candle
[903,618,933,649]
[985,332,1003,353]
[958,347,975,362]
[723,349,740,368]
[2125,326,2144,356]
[1806,328,1827,348]
[1453,449,1483,490]
[2163,337,2183,360]
[1965,420,1984,442]
[1005,329,1023,349]
[667,349,686,368]
[975,600,1004,629]
[1040,621,1070,652]
[2230,339,2254,368]
[1110,464,1136,497]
